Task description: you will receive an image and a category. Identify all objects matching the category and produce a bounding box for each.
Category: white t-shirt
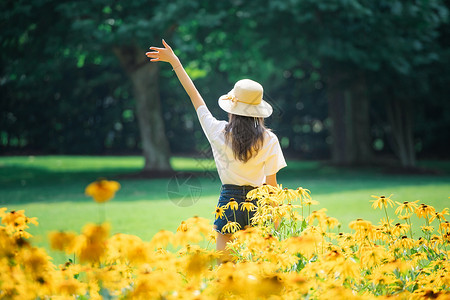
[196,105,287,187]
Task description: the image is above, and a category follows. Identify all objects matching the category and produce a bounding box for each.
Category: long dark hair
[224,114,267,163]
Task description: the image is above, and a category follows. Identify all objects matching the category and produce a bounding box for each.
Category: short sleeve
[196,105,227,142]
[264,134,287,176]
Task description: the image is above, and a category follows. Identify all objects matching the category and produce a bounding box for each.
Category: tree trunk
[327,70,372,165]
[351,74,372,163]
[385,98,416,167]
[114,45,172,171]
[328,76,348,164]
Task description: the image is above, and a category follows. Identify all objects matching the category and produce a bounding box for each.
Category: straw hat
[218,79,273,118]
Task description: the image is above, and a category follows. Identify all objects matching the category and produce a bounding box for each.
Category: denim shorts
[214,184,258,234]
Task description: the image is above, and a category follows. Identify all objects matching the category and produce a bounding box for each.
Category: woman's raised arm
[146,39,206,110]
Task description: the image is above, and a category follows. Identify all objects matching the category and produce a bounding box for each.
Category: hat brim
[218,95,273,118]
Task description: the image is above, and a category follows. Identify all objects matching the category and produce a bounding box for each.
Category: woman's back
[146,40,287,255]
[197,105,286,186]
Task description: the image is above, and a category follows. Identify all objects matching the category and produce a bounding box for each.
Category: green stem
[438,219,447,252]
[383,205,393,242]
[98,203,106,224]
[301,203,304,222]
[407,217,414,239]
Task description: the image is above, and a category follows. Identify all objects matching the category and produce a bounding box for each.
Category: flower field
[1,181,449,299]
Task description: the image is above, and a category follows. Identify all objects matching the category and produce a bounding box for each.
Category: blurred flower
[325,217,340,229]
[85,179,120,203]
[303,199,319,206]
[74,223,110,264]
[48,231,77,253]
[2,184,450,299]
[398,213,413,220]
[149,230,173,249]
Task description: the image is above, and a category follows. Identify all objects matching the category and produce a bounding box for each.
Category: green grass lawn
[1,155,449,263]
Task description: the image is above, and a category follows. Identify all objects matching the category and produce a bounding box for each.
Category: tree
[1,0,201,171]
[225,0,447,166]
[55,0,190,171]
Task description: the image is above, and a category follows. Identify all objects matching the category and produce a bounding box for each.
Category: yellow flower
[74,223,110,264]
[359,245,387,267]
[57,277,86,296]
[214,206,225,219]
[296,187,311,200]
[240,200,256,212]
[306,208,327,225]
[185,251,215,277]
[257,195,272,206]
[0,207,6,217]
[420,225,434,233]
[48,231,77,253]
[439,221,450,233]
[370,194,394,210]
[398,212,413,220]
[349,218,372,231]
[149,230,174,248]
[279,187,299,202]
[443,233,450,243]
[325,217,340,229]
[1,209,26,227]
[391,223,410,236]
[396,236,414,249]
[246,188,261,200]
[222,221,241,234]
[303,199,319,206]
[21,247,52,275]
[283,235,318,258]
[415,203,436,219]
[227,198,239,210]
[429,234,443,246]
[85,179,120,203]
[395,200,419,215]
[340,257,360,279]
[177,220,188,232]
[429,208,449,223]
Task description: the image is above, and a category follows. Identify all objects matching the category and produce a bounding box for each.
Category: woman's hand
[146,39,206,110]
[146,39,180,67]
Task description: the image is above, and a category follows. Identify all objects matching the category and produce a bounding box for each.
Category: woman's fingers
[162,39,172,50]
[147,40,172,61]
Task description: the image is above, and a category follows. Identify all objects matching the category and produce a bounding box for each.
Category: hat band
[222,94,260,107]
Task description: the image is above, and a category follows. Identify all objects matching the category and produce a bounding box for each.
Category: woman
[146,40,286,255]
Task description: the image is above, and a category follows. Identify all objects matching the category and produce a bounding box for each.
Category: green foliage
[1,0,449,159]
